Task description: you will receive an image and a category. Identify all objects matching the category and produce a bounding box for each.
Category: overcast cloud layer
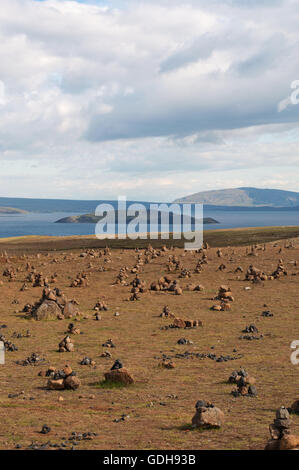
[0,0,298,201]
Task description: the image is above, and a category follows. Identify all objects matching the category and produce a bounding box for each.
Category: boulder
[63,301,81,318]
[291,400,299,413]
[64,375,81,390]
[265,435,299,450]
[34,300,62,321]
[279,435,299,450]
[104,368,134,385]
[47,378,65,390]
[192,405,224,429]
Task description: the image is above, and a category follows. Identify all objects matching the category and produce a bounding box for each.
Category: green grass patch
[94,380,131,389]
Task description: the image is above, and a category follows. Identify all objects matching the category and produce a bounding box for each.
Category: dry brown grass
[0,229,298,450]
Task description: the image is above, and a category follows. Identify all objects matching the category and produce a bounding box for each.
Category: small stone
[41,424,51,434]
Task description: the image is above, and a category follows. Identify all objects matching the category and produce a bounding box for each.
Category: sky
[0,0,299,201]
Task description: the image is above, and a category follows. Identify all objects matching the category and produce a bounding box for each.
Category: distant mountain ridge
[0,207,27,214]
[0,188,299,214]
[174,187,299,207]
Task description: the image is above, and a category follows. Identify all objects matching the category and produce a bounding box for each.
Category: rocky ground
[0,233,298,450]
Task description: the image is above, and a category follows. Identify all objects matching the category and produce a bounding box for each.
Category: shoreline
[0,225,298,253]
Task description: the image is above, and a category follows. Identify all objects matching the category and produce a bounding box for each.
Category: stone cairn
[58,335,74,352]
[167,255,181,272]
[23,288,81,321]
[211,285,233,311]
[94,312,101,321]
[26,272,49,287]
[131,254,144,273]
[178,268,192,279]
[150,276,172,291]
[194,253,208,273]
[0,333,18,351]
[245,265,269,282]
[114,266,129,285]
[160,306,202,329]
[186,283,204,292]
[93,300,108,312]
[159,358,176,369]
[194,259,204,273]
[235,266,243,273]
[129,275,147,301]
[217,263,226,272]
[104,360,134,385]
[229,368,257,397]
[3,266,16,281]
[192,400,224,429]
[67,323,81,335]
[150,277,182,295]
[160,305,174,318]
[16,352,45,366]
[12,329,31,339]
[45,365,81,391]
[247,245,258,257]
[265,407,299,450]
[80,357,96,366]
[102,338,115,348]
[239,324,263,341]
[216,285,234,301]
[271,260,288,279]
[70,272,88,287]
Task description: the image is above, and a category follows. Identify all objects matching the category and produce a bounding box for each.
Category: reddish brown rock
[291,400,299,413]
[63,301,81,318]
[47,378,65,390]
[64,375,81,390]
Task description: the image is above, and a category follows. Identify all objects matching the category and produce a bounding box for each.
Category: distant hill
[55,211,218,225]
[174,187,299,207]
[0,197,155,213]
[0,207,27,214]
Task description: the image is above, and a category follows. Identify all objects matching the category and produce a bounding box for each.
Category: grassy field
[0,227,298,450]
[0,226,299,253]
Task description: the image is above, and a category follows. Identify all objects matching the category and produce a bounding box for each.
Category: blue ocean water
[0,210,298,239]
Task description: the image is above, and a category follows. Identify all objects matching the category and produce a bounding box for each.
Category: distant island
[55,212,219,225]
[0,207,28,214]
[174,187,299,207]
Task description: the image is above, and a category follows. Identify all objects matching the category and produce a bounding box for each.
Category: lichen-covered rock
[63,301,81,318]
[192,403,224,429]
[104,368,134,385]
[34,300,62,321]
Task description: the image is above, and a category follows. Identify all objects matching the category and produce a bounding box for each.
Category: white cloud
[0,0,298,199]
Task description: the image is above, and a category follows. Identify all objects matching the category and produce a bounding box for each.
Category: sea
[0,203,298,239]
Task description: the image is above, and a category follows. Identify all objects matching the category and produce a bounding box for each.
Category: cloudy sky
[0,0,299,201]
